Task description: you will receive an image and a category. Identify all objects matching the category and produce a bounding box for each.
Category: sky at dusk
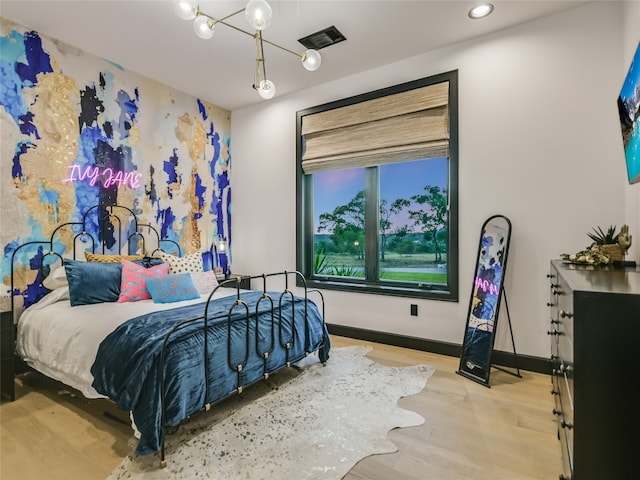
[620,42,640,99]
[314,157,448,230]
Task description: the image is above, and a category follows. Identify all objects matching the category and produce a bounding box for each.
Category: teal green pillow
[64,260,122,306]
[145,273,200,304]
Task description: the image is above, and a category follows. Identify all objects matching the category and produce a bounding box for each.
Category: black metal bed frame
[157,270,326,467]
[9,204,328,468]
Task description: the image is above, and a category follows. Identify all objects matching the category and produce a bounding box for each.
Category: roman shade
[301,80,449,174]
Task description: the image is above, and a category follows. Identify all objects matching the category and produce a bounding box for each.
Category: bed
[9,204,330,467]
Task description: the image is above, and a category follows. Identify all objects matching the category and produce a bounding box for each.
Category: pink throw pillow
[118,259,170,303]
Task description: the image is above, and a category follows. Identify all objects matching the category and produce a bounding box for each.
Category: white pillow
[42,265,68,290]
[190,270,219,294]
[28,286,70,311]
[157,251,204,275]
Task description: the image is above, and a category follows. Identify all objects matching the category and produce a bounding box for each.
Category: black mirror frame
[457,214,512,387]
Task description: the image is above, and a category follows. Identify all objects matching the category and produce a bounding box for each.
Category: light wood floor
[0,335,562,480]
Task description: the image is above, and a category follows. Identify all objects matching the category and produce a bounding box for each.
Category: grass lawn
[320,252,448,283]
[380,271,446,282]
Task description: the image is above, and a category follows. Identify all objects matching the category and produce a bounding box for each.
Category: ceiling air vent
[298,25,346,50]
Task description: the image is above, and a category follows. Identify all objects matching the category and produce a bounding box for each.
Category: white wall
[231,1,634,359]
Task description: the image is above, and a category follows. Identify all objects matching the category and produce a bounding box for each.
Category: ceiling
[1,0,592,111]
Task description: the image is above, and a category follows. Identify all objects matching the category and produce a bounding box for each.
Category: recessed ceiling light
[468,3,494,19]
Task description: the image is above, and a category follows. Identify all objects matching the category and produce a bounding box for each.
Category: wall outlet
[410,304,418,316]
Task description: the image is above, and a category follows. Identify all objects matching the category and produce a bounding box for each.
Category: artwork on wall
[618,41,640,184]
[0,20,232,309]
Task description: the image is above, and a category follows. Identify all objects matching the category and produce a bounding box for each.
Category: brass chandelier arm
[197,8,306,60]
[254,31,268,89]
[196,7,246,27]
[260,36,305,60]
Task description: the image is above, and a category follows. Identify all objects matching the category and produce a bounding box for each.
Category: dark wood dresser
[547,260,640,479]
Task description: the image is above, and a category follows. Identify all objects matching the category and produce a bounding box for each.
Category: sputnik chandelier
[173,0,322,100]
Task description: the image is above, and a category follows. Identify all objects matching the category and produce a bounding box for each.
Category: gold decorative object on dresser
[547,260,640,479]
[585,224,624,262]
[598,243,624,262]
[616,223,635,267]
[565,224,636,267]
[617,224,632,254]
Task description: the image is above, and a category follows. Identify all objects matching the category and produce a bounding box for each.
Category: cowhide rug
[107,345,435,480]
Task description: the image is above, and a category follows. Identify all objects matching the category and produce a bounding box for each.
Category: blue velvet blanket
[90,291,330,456]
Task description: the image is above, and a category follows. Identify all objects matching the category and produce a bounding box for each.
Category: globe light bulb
[245,0,272,31]
[194,15,215,39]
[257,80,276,100]
[301,49,321,71]
[173,0,197,21]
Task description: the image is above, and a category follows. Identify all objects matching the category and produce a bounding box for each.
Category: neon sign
[474,276,500,296]
[62,165,142,189]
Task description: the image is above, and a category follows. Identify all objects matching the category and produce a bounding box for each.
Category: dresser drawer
[552,368,573,471]
[548,269,560,321]
[559,366,573,451]
[558,424,573,480]
[548,264,563,366]
[554,274,574,401]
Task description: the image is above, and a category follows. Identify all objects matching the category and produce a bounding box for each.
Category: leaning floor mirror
[457,214,512,387]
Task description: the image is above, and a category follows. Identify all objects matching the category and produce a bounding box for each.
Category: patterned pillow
[85,252,144,263]
[117,259,170,303]
[146,273,200,304]
[190,270,219,294]
[157,251,204,274]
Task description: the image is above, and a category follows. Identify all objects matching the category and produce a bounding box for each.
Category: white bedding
[16,288,237,399]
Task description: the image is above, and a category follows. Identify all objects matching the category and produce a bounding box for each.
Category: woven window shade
[301,81,449,174]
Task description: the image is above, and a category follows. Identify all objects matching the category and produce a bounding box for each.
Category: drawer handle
[547,302,555,307]
[547,330,561,336]
[552,408,562,416]
[546,274,556,279]
[561,420,573,430]
[550,319,560,324]
[560,310,573,319]
[551,389,559,395]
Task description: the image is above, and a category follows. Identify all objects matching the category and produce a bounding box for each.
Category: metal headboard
[9,204,202,319]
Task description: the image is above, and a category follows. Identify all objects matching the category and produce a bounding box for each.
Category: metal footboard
[157,270,327,467]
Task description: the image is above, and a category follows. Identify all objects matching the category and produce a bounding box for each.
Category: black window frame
[296,70,459,301]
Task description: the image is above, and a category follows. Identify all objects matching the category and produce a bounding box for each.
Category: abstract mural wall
[0,18,232,311]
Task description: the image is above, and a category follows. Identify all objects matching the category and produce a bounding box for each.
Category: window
[296,71,458,301]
